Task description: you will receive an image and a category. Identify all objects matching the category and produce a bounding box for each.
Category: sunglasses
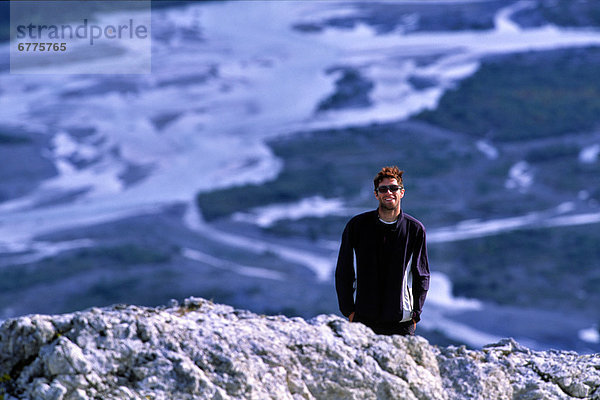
[376,185,402,193]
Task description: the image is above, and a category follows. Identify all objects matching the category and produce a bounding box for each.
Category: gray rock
[0,297,599,399]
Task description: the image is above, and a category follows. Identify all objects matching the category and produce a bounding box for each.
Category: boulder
[1,298,598,399]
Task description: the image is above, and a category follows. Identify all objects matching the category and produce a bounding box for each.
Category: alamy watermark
[10,1,151,74]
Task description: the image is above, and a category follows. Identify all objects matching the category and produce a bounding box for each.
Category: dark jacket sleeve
[335,220,356,317]
[412,228,430,322]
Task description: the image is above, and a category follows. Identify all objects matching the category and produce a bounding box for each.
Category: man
[335,166,430,335]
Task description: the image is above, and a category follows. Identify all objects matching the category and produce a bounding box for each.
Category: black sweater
[335,209,430,322]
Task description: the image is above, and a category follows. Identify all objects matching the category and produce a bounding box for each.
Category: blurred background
[0,0,599,353]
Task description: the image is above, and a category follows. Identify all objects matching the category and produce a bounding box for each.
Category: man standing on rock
[335,166,430,335]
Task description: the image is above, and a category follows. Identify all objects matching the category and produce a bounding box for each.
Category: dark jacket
[335,209,430,323]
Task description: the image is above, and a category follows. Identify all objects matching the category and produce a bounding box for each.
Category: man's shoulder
[347,210,377,226]
[403,212,426,232]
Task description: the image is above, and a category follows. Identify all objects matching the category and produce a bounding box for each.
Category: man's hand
[349,312,355,322]
[411,311,420,323]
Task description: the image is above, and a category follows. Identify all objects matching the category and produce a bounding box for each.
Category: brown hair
[373,166,404,190]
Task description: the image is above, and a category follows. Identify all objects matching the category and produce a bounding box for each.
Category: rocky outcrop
[1,297,599,400]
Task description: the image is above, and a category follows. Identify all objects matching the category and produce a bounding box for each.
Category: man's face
[375,177,404,211]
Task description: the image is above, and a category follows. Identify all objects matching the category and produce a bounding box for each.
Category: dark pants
[354,317,416,336]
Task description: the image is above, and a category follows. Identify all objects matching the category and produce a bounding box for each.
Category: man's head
[373,166,405,212]
[373,166,403,190]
